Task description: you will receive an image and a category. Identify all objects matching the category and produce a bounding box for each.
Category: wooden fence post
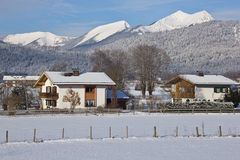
[153,126,157,138]
[6,130,8,143]
[33,128,36,142]
[219,126,222,137]
[126,126,128,138]
[90,126,93,140]
[202,122,205,137]
[62,128,65,139]
[109,126,112,138]
[176,126,179,137]
[196,127,199,137]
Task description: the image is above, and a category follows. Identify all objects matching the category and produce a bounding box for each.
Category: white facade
[36,71,115,109]
[195,87,225,102]
[41,81,109,109]
[96,87,106,107]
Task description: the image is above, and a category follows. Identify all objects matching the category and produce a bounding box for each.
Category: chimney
[72,68,80,76]
[197,71,204,77]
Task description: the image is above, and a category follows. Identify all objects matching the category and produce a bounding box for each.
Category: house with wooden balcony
[34,71,116,109]
[166,74,239,103]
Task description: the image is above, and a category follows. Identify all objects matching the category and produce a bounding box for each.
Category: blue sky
[0,0,240,37]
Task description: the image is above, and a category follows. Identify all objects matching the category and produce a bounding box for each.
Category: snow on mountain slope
[132,10,214,33]
[233,26,240,42]
[3,32,72,47]
[70,20,130,48]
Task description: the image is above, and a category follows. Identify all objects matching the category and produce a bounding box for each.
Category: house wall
[41,79,54,109]
[195,86,226,102]
[57,86,85,109]
[171,79,195,102]
[40,81,108,109]
[96,86,106,107]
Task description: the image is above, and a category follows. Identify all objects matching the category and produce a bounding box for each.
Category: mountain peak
[70,20,130,48]
[3,31,72,47]
[133,10,214,33]
[171,10,188,16]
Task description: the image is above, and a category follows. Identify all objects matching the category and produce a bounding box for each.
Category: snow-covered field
[1,113,240,160]
[1,137,240,160]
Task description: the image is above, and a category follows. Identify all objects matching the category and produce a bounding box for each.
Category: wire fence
[1,124,240,144]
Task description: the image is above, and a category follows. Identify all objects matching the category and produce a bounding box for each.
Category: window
[86,87,94,93]
[171,85,176,92]
[51,100,57,107]
[46,100,51,106]
[214,87,229,93]
[46,100,57,107]
[52,86,57,93]
[85,100,95,107]
[46,86,51,93]
[222,88,227,93]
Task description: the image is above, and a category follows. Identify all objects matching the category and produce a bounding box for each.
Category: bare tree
[63,89,81,112]
[131,45,170,97]
[90,49,129,89]
[90,50,112,72]
[6,87,24,115]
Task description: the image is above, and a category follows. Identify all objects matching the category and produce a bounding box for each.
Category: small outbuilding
[106,89,129,109]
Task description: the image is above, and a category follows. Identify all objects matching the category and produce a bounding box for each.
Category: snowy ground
[1,137,240,160]
[1,113,240,160]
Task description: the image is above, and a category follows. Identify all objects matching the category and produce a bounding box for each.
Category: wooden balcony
[40,92,59,99]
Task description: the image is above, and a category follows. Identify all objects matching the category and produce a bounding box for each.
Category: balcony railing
[39,92,59,99]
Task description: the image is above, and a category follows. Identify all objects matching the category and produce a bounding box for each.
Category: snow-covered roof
[178,74,239,85]
[43,72,116,85]
[3,75,39,81]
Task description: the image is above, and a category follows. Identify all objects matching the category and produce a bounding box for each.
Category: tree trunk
[141,82,146,98]
[148,81,154,96]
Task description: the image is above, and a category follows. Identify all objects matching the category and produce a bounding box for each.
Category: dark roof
[107,89,129,99]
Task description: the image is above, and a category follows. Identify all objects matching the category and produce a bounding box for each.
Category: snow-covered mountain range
[3,10,213,48]
[64,20,130,49]
[132,10,213,33]
[3,32,73,47]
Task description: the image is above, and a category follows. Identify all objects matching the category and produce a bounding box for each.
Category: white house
[3,75,39,87]
[166,74,239,103]
[34,71,116,109]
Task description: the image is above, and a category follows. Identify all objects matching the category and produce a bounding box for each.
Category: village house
[237,78,240,83]
[166,73,239,103]
[3,75,39,87]
[34,71,118,109]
